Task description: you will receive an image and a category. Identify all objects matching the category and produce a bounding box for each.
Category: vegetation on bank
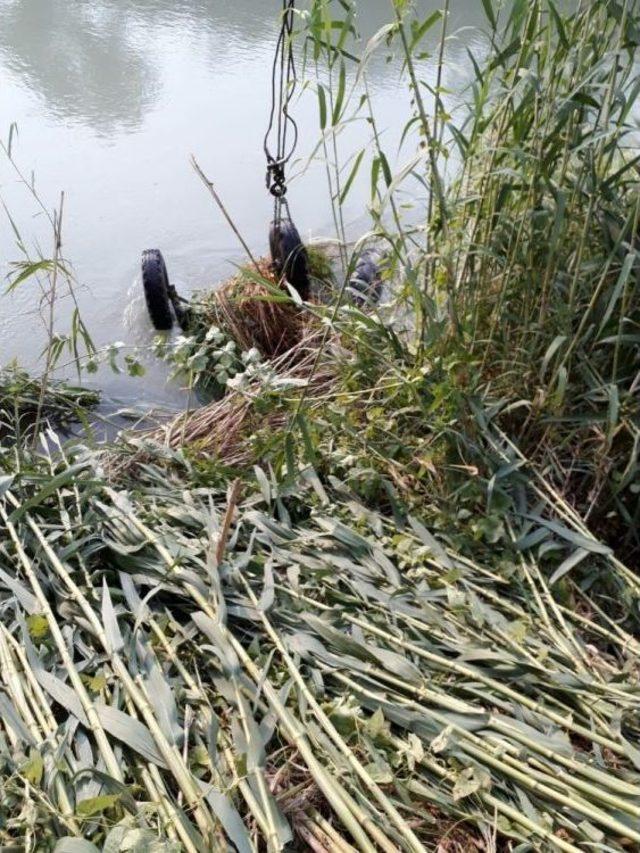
[1,1,640,851]
[0,365,99,443]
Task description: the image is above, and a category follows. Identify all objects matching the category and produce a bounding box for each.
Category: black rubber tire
[269,219,310,301]
[349,249,384,307]
[142,249,174,331]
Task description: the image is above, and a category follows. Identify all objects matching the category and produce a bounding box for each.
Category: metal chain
[263,0,298,224]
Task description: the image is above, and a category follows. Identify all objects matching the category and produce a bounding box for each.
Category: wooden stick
[191,156,261,274]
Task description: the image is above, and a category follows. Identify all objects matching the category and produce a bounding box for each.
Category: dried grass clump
[139,255,341,463]
[204,260,311,360]
[104,258,337,473]
[154,322,336,463]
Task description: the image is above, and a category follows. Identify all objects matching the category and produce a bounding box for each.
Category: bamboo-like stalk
[329,666,640,829]
[191,157,260,274]
[308,809,358,853]
[462,741,640,843]
[0,630,81,835]
[3,628,65,739]
[237,574,426,853]
[345,612,629,756]
[215,630,381,852]
[281,581,633,753]
[232,685,281,852]
[407,769,582,853]
[328,662,640,800]
[6,495,220,846]
[129,619,260,850]
[137,766,185,848]
[107,495,382,852]
[221,743,269,846]
[0,502,124,785]
[119,690,201,853]
[278,580,633,707]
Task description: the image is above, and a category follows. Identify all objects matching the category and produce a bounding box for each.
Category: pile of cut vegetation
[148,247,339,460]
[1,255,639,851]
[200,262,308,361]
[0,426,639,852]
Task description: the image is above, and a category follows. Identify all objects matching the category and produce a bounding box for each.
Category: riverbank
[1,1,640,850]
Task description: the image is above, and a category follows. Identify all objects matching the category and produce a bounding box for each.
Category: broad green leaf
[21,750,44,785]
[77,794,121,817]
[452,765,492,801]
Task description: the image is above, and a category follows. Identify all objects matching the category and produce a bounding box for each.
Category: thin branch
[191,156,261,274]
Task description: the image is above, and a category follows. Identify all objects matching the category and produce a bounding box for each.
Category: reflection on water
[0,0,488,406]
[0,0,488,135]
[0,0,159,133]
[0,0,413,134]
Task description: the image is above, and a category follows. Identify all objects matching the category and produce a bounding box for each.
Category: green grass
[436,0,640,562]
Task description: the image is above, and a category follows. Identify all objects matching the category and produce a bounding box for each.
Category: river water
[0,0,487,409]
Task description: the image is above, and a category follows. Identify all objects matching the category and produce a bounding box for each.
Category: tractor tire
[269,219,310,300]
[141,249,174,331]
